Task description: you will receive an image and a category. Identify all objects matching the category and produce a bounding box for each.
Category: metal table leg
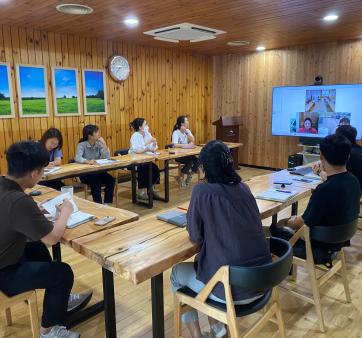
[52,242,62,262]
[291,202,298,216]
[131,167,137,204]
[164,160,170,203]
[151,273,164,338]
[148,162,153,209]
[102,268,117,338]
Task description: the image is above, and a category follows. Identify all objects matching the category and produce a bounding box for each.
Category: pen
[276,189,292,194]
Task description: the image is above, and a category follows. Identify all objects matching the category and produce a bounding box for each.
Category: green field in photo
[56,97,79,114]
[0,99,11,115]
[21,98,47,115]
[86,97,105,113]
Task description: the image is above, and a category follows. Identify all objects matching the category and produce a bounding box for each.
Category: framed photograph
[0,63,15,118]
[16,64,49,117]
[82,69,107,115]
[52,67,81,116]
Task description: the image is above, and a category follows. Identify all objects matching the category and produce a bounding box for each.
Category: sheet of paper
[43,167,60,175]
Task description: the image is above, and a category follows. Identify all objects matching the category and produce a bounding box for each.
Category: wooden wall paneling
[213,40,362,168]
[165,48,172,147]
[0,25,212,172]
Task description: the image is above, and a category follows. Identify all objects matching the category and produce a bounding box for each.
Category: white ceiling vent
[143,23,226,43]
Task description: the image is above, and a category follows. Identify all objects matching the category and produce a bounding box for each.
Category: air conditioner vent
[144,23,226,43]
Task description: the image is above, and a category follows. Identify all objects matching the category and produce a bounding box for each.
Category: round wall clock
[108,55,130,82]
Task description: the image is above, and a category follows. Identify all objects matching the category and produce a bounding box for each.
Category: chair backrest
[309,219,358,244]
[229,237,293,292]
[114,148,129,156]
[165,143,174,149]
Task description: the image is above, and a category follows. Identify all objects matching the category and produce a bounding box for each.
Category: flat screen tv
[271,84,362,140]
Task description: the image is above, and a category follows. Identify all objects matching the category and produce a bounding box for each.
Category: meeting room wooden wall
[213,39,362,168]
[0,25,213,173]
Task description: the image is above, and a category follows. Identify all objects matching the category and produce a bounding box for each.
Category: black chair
[283,219,358,332]
[114,148,129,156]
[174,237,293,338]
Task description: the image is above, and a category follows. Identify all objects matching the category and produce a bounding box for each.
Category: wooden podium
[212,116,242,169]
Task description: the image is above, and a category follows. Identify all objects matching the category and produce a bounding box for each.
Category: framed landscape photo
[82,69,107,115]
[0,63,15,118]
[16,64,49,117]
[52,67,81,116]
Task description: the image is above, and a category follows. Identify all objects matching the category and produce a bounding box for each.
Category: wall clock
[108,55,130,82]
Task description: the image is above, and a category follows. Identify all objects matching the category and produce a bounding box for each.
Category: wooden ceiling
[1,0,362,54]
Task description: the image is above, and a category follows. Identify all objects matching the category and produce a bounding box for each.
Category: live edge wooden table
[71,169,312,338]
[30,187,139,328]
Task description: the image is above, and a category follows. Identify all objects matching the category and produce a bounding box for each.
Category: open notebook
[256,189,298,203]
[42,192,95,229]
[157,210,187,227]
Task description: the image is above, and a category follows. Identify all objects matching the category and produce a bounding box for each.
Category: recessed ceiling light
[256,45,266,51]
[124,17,139,27]
[323,14,338,21]
[227,41,250,46]
[56,4,93,15]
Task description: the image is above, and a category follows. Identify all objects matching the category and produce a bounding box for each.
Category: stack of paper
[42,192,95,228]
[256,189,298,203]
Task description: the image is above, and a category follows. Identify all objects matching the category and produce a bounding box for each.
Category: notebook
[256,189,298,203]
[157,210,187,227]
[42,192,95,228]
[95,159,118,165]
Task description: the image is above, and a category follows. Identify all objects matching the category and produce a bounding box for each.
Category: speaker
[288,154,303,168]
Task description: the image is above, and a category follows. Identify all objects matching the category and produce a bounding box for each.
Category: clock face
[108,55,130,82]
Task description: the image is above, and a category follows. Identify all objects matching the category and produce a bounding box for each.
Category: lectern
[212,116,242,169]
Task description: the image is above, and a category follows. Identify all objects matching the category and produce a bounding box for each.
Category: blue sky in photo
[55,69,78,98]
[0,65,10,97]
[84,70,104,96]
[19,66,46,98]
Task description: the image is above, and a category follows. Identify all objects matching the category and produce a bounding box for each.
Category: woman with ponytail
[171,115,199,188]
[170,140,271,338]
[129,118,160,200]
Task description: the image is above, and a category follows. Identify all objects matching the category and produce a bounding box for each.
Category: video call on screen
[272,84,362,139]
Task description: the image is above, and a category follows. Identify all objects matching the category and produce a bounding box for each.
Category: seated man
[314,125,362,190]
[271,134,361,263]
[0,141,79,338]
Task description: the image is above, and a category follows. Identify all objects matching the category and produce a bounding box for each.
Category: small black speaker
[288,154,303,168]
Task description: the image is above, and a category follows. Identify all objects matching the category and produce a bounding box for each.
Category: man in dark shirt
[336,125,362,191]
[273,134,360,259]
[0,141,79,338]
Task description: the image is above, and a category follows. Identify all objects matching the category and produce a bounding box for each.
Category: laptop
[157,210,187,227]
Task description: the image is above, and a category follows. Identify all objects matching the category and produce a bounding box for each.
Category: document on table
[43,167,60,175]
[145,151,160,155]
[256,189,298,203]
[95,159,119,165]
[42,192,95,228]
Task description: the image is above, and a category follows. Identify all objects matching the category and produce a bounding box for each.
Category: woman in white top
[172,116,199,187]
[129,118,160,200]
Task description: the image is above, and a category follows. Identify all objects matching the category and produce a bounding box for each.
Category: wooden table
[71,162,318,338]
[30,186,139,328]
[154,142,243,203]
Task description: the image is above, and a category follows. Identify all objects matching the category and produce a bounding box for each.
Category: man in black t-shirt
[272,134,361,259]
[0,141,80,338]
[336,125,362,191]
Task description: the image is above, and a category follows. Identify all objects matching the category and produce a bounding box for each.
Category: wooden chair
[165,144,201,188]
[174,237,293,338]
[1,290,39,338]
[280,220,358,332]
